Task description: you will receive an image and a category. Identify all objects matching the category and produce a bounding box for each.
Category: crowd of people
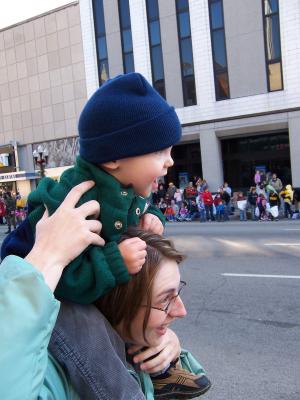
[152,172,300,223]
[0,189,27,233]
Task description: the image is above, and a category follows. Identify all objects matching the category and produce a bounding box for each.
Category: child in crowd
[174,188,183,207]
[237,192,247,221]
[268,189,280,221]
[256,193,268,221]
[247,186,258,221]
[171,198,179,218]
[196,194,206,222]
[177,202,190,221]
[158,197,168,215]
[214,193,226,222]
[165,202,176,222]
[2,73,206,398]
[202,188,215,221]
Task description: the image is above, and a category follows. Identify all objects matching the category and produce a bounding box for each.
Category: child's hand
[118,237,147,274]
[127,328,181,373]
[139,213,164,235]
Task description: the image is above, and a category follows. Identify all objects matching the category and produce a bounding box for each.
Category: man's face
[117,147,174,198]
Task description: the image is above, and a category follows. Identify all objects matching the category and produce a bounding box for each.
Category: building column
[199,125,223,191]
[288,111,300,188]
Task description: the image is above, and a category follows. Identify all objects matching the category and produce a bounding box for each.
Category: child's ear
[100,160,121,171]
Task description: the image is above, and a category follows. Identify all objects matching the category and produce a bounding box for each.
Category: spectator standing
[4,191,16,234]
[254,170,261,187]
[202,188,215,221]
[223,182,232,197]
[268,189,280,221]
[184,182,197,205]
[166,182,176,200]
[269,173,283,192]
[280,184,294,218]
[220,187,230,220]
[247,187,258,221]
[157,183,166,200]
[171,199,179,218]
[214,193,226,222]
[0,193,5,224]
[196,193,206,222]
[256,193,268,221]
[237,192,247,221]
[174,188,183,208]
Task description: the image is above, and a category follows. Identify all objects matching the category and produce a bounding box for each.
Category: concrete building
[0,0,299,195]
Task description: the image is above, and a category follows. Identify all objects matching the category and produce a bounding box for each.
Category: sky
[0,0,71,29]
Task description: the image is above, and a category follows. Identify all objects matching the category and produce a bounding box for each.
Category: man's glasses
[143,280,186,314]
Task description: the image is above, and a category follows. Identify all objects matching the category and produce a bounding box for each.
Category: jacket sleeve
[0,255,75,400]
[55,241,130,304]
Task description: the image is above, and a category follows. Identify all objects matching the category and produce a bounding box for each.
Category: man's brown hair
[95,226,184,342]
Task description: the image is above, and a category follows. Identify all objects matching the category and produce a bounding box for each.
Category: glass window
[149,21,161,46]
[119,0,131,28]
[124,53,134,73]
[178,12,191,38]
[268,62,282,91]
[93,0,105,36]
[183,75,197,106]
[181,38,194,76]
[264,0,278,15]
[215,71,229,99]
[212,30,227,70]
[147,0,159,21]
[97,37,107,59]
[265,15,281,61]
[99,60,109,83]
[210,1,223,29]
[122,29,133,52]
[176,0,189,12]
[151,46,164,81]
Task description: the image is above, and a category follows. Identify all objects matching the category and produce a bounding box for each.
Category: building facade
[0,0,299,195]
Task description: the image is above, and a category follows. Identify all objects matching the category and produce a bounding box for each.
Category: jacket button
[136,208,141,215]
[121,191,128,196]
[114,220,123,230]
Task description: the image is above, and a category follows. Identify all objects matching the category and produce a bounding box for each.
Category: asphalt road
[1,220,299,400]
[165,219,300,400]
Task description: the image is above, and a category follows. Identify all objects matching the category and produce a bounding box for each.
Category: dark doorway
[221,131,291,191]
[167,141,202,186]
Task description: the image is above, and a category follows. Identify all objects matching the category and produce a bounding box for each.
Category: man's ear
[100,160,121,171]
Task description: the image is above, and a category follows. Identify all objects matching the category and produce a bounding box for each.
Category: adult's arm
[0,181,103,399]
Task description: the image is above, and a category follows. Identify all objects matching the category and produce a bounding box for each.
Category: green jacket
[27,156,165,304]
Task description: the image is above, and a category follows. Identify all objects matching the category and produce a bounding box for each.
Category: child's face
[116,147,174,197]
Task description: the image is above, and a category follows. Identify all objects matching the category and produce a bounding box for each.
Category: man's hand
[127,329,181,374]
[139,213,164,235]
[118,237,147,274]
[25,181,104,291]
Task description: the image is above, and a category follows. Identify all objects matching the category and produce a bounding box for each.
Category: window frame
[118,0,135,74]
[175,0,197,106]
[92,0,109,85]
[262,0,284,92]
[208,0,230,101]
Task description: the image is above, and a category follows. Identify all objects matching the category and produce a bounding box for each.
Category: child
[237,192,247,221]
[214,193,225,222]
[280,184,294,218]
[2,73,205,399]
[256,193,267,221]
[158,197,168,215]
[196,194,206,222]
[165,202,176,222]
[177,202,190,221]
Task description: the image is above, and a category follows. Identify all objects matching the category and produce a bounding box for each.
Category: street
[165,220,300,400]
[0,220,299,399]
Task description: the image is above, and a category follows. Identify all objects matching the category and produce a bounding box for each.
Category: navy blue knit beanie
[78,73,181,164]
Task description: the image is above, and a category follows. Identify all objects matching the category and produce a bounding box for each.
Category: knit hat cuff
[79,107,181,164]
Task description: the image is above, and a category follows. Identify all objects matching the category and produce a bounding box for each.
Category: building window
[208,0,230,100]
[175,0,197,106]
[118,0,134,73]
[93,0,109,85]
[146,0,165,98]
[262,0,283,91]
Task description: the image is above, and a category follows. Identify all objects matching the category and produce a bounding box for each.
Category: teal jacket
[0,255,205,400]
[2,156,165,304]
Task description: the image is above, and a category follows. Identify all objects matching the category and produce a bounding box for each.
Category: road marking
[264,243,300,246]
[222,273,300,279]
[284,229,300,231]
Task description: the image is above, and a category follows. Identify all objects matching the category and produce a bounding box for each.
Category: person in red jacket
[202,188,215,221]
[0,193,6,224]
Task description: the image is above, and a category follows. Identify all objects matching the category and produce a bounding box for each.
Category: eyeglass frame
[141,280,186,314]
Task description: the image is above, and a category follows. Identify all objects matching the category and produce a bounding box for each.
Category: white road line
[264,243,300,246]
[284,229,300,231]
[222,273,300,279]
